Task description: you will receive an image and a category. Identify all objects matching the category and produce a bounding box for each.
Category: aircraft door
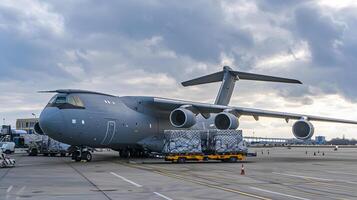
[101,120,116,145]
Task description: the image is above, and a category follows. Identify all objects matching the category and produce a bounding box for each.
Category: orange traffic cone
[240,164,245,175]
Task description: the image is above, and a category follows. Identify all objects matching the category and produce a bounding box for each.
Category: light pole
[32,113,37,119]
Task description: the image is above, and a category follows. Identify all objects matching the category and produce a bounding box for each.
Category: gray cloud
[0,0,357,139]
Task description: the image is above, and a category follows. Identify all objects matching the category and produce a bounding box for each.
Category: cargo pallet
[165,152,246,163]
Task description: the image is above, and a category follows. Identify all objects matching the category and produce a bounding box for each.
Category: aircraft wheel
[229,157,238,163]
[29,149,38,156]
[83,152,92,162]
[73,151,81,162]
[177,157,186,164]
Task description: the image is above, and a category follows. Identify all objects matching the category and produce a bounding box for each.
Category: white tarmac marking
[153,192,173,200]
[16,186,26,195]
[110,172,142,187]
[272,172,331,181]
[6,185,13,193]
[250,187,311,200]
[274,172,357,185]
[15,186,26,200]
[326,171,357,176]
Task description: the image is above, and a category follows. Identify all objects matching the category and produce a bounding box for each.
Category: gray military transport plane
[34,66,357,161]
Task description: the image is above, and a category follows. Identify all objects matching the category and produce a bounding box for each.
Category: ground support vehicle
[0,151,15,168]
[0,142,15,154]
[27,134,70,157]
[165,152,246,163]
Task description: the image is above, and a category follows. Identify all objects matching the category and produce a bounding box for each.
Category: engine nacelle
[214,112,239,130]
[292,120,314,140]
[34,122,45,135]
[169,108,197,128]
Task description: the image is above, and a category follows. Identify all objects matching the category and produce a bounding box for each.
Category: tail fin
[182,66,302,106]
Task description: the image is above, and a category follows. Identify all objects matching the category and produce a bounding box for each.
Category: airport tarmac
[1,147,357,200]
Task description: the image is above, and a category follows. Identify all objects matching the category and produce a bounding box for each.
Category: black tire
[177,157,186,163]
[50,153,56,157]
[29,149,38,156]
[43,153,49,156]
[72,151,81,162]
[229,157,238,163]
[4,150,11,154]
[75,156,81,162]
[82,152,92,162]
[60,153,66,157]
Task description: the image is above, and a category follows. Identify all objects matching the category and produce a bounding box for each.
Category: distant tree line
[327,138,357,145]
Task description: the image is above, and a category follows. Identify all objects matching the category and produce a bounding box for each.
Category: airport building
[16,118,38,134]
[315,136,326,145]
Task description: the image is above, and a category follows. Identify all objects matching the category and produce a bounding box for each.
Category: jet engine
[292,119,314,140]
[214,112,239,130]
[34,122,45,135]
[169,108,197,128]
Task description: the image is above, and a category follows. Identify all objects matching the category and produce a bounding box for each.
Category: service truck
[27,134,70,157]
[0,142,15,154]
[163,129,248,163]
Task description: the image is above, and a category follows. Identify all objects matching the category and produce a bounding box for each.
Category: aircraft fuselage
[39,92,211,152]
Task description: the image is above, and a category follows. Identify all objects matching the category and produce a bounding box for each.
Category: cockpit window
[73,96,84,107]
[47,95,85,109]
[66,96,77,105]
[55,96,67,104]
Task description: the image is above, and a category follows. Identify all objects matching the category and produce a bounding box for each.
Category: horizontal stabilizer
[232,71,302,84]
[182,66,302,87]
[181,66,302,106]
[181,71,224,87]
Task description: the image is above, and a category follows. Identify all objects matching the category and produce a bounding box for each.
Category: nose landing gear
[72,146,92,162]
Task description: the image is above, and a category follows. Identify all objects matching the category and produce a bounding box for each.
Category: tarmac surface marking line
[249,187,311,200]
[116,161,272,200]
[150,168,271,200]
[6,185,13,193]
[110,172,143,187]
[274,172,357,185]
[272,172,332,181]
[16,186,26,195]
[153,192,173,200]
[66,161,113,200]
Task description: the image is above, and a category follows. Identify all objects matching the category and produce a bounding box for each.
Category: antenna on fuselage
[181,66,302,106]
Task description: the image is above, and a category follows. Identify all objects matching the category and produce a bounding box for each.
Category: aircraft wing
[152,97,357,124]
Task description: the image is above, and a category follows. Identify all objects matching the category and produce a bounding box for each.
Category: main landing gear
[72,147,92,162]
[118,148,147,158]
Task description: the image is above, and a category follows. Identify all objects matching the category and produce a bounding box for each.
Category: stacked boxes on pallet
[162,130,202,154]
[163,129,247,154]
[211,130,246,153]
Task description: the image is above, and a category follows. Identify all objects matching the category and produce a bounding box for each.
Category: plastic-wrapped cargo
[210,130,247,153]
[163,130,202,154]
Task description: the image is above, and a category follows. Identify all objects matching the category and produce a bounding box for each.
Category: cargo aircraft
[34,66,357,161]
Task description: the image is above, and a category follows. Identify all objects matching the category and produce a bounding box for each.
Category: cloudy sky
[1,0,357,139]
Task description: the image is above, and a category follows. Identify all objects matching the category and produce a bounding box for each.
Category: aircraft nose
[39,107,64,137]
